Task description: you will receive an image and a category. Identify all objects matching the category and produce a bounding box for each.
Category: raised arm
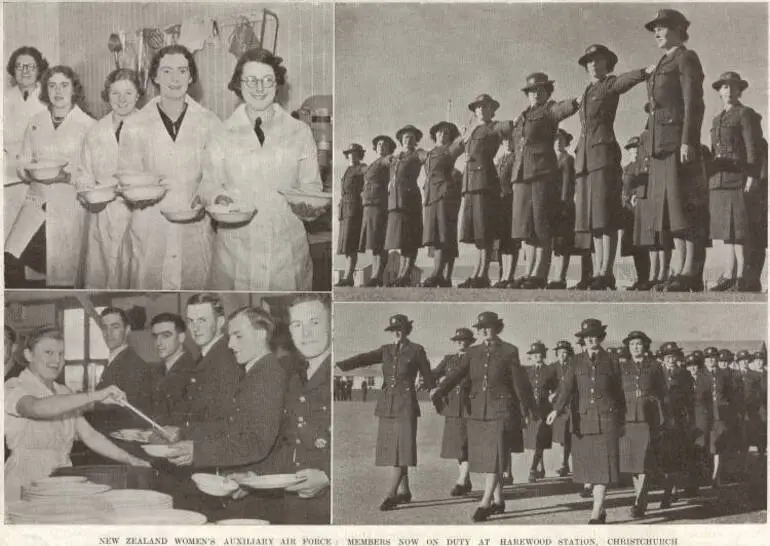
[432,353,471,398]
[550,98,580,123]
[607,69,648,96]
[337,346,385,372]
[432,355,450,381]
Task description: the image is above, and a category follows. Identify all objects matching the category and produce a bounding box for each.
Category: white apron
[9,106,94,286]
[78,114,133,288]
[5,369,78,502]
[199,103,321,290]
[118,96,222,289]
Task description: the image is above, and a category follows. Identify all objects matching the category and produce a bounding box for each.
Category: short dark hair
[148,45,199,90]
[5,325,17,344]
[25,326,63,352]
[228,47,286,101]
[151,312,186,333]
[186,293,225,318]
[101,68,144,104]
[100,306,129,327]
[288,293,330,312]
[229,306,275,343]
[39,65,88,112]
[7,46,48,82]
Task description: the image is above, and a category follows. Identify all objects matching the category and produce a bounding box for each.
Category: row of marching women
[336,8,767,292]
[4,43,322,291]
[336,311,767,523]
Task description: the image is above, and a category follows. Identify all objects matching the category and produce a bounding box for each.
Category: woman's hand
[166,440,194,466]
[680,144,693,164]
[93,385,127,406]
[545,410,558,425]
[284,469,329,498]
[148,426,180,444]
[745,177,755,193]
[128,455,151,467]
[645,64,657,76]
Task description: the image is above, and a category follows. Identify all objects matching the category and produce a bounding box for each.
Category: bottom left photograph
[3,290,331,525]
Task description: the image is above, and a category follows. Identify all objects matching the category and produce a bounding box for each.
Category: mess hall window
[63,306,108,392]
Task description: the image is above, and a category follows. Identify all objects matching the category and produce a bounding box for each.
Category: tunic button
[295,462,301,467]
[229,416,235,422]
[296,439,301,444]
[299,396,306,403]
[298,423,304,428]
[190,378,196,383]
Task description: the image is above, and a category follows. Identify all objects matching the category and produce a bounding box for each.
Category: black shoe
[667,274,693,292]
[528,470,538,483]
[450,483,470,497]
[546,280,567,289]
[335,278,354,287]
[732,277,749,292]
[522,276,546,289]
[557,465,570,477]
[491,501,505,514]
[471,276,491,288]
[588,511,607,524]
[652,278,670,292]
[472,505,493,522]
[501,474,514,486]
[508,276,528,289]
[458,277,475,288]
[659,489,672,509]
[627,279,650,291]
[580,485,593,498]
[492,280,509,289]
[710,275,735,292]
[379,497,399,511]
[364,277,383,287]
[691,276,705,292]
[630,504,645,519]
[536,469,545,479]
[570,278,592,290]
[395,492,412,504]
[439,277,453,288]
[421,275,442,288]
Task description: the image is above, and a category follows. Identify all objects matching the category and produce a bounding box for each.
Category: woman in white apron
[78,69,143,289]
[118,45,222,290]
[5,327,148,503]
[200,48,321,291]
[12,66,94,287]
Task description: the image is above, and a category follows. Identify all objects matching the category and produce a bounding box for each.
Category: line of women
[337,311,767,523]
[4,44,322,291]
[336,8,767,292]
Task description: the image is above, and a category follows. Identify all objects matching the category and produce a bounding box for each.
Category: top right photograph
[332,2,768,302]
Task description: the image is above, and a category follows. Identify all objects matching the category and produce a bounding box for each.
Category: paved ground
[333,401,767,525]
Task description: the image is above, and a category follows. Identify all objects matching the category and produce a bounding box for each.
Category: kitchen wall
[3,3,60,79]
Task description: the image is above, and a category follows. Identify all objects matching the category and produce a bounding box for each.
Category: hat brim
[644,16,690,32]
[396,127,423,143]
[430,122,461,142]
[527,349,546,355]
[623,333,651,346]
[521,81,555,93]
[372,135,397,151]
[450,334,475,342]
[574,325,607,338]
[711,79,749,92]
[384,323,410,332]
[473,320,502,330]
[578,50,618,69]
[467,100,500,112]
[343,148,364,156]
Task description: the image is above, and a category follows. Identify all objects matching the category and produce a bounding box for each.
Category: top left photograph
[3,2,334,291]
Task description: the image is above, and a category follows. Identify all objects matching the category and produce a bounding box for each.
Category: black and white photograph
[333,3,768,301]
[4,290,331,524]
[333,301,767,525]
[3,2,333,291]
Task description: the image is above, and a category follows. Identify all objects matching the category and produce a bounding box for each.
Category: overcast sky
[333,302,767,362]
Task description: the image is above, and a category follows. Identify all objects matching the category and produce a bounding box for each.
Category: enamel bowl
[115,171,162,186]
[78,184,118,205]
[120,184,167,204]
[23,159,68,182]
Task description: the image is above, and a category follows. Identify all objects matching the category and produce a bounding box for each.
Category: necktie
[239,365,247,381]
[299,360,309,385]
[115,121,124,143]
[254,117,265,145]
[22,90,29,101]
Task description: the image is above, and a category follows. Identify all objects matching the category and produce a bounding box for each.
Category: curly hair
[39,65,88,112]
[24,326,63,352]
[101,68,144,104]
[228,47,286,101]
[6,46,48,82]
[148,45,199,90]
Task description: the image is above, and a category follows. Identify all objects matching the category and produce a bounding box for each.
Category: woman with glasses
[119,45,223,290]
[11,65,94,288]
[78,69,144,288]
[201,48,321,290]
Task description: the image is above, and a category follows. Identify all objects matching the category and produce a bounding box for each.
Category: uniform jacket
[185,353,287,473]
[646,46,705,156]
[496,151,515,195]
[181,336,241,431]
[621,356,666,425]
[458,121,512,194]
[510,99,578,184]
[387,151,422,212]
[662,366,693,427]
[575,70,647,175]
[338,164,366,219]
[432,352,471,418]
[744,370,767,419]
[709,104,762,188]
[693,369,732,428]
[337,340,434,418]
[525,363,558,421]
[361,156,391,207]
[420,144,463,205]
[731,370,745,417]
[149,351,197,427]
[433,339,536,425]
[553,348,626,435]
[89,347,155,433]
[622,130,651,199]
[558,152,576,202]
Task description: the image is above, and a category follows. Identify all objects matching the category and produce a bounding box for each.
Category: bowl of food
[207,204,257,225]
[141,444,175,458]
[115,171,162,187]
[23,159,68,182]
[120,184,167,204]
[78,184,118,205]
[279,189,332,222]
[191,473,239,497]
[161,205,204,223]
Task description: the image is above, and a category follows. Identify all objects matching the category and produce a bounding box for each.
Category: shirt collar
[244,350,272,374]
[108,344,129,365]
[164,349,185,372]
[307,349,331,380]
[200,334,223,358]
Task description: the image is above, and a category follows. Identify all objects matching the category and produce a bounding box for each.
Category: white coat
[199,103,321,291]
[13,106,94,286]
[118,96,222,290]
[78,113,134,288]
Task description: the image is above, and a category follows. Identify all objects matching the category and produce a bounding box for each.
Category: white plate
[141,443,175,457]
[106,509,206,525]
[111,428,153,443]
[191,473,239,497]
[104,489,173,508]
[22,482,111,499]
[235,473,305,490]
[32,476,88,487]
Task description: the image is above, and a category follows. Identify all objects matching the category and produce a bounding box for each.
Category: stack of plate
[6,498,113,524]
[105,509,207,525]
[103,489,173,511]
[21,481,110,501]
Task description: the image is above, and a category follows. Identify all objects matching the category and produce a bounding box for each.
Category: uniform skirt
[460,191,498,248]
[618,204,637,257]
[571,415,621,485]
[423,198,459,257]
[337,213,363,255]
[375,416,417,467]
[619,421,658,473]
[511,176,555,243]
[632,194,673,249]
[552,413,571,445]
[523,418,553,450]
[358,205,388,253]
[648,152,708,239]
[574,167,622,249]
[385,205,423,258]
[498,192,520,254]
[440,416,469,461]
[552,201,587,256]
[467,418,521,473]
[709,188,749,243]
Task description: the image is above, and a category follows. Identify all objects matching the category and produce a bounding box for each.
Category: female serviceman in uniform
[336,143,366,287]
[550,340,575,477]
[336,314,434,510]
[359,135,397,286]
[523,341,558,482]
[494,137,521,288]
[431,327,475,496]
[431,311,536,522]
[547,318,625,523]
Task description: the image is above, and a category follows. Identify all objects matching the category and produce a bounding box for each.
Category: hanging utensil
[107,33,122,70]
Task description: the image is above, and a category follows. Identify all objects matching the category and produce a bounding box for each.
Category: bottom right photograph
[332,302,767,525]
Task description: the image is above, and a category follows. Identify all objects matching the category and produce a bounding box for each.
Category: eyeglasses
[15,63,37,72]
[241,76,276,89]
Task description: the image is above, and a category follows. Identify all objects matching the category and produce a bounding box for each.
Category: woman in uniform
[336,143,366,287]
[420,121,463,287]
[336,314,434,510]
[431,311,536,522]
[644,9,707,292]
[431,327,475,496]
[509,74,578,289]
[618,331,666,518]
[547,318,625,523]
[572,45,650,290]
[359,135,397,287]
[121,45,222,290]
[384,125,424,286]
[495,137,521,288]
[550,340,574,477]
[523,342,558,482]
[78,69,143,289]
[12,65,95,288]
[707,72,761,292]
